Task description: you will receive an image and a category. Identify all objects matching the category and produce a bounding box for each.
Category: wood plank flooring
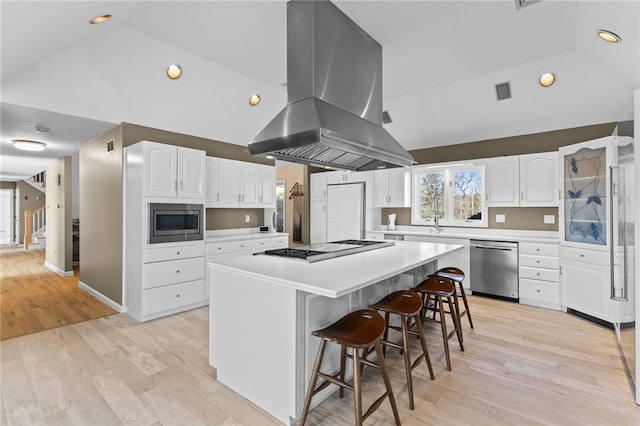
[0,247,116,340]
[1,294,638,425]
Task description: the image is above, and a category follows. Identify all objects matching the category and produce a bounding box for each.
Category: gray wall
[45,157,73,273]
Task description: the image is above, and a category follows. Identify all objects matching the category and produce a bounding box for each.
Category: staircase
[24,206,46,250]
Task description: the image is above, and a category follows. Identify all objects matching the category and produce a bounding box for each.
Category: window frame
[411,163,487,228]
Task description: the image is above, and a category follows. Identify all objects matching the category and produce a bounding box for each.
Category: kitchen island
[207,240,463,425]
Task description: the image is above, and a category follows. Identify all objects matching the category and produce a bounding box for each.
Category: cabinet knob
[580,254,585,257]
[536,289,541,293]
[176,294,181,298]
[176,270,180,274]
[177,251,181,255]
[536,273,540,276]
[536,260,540,263]
[536,248,540,251]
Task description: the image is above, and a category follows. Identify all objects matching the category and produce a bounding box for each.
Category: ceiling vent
[495,81,512,101]
[515,0,541,10]
[382,110,392,124]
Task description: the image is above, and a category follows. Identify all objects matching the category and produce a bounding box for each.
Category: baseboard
[78,281,126,313]
[44,261,73,277]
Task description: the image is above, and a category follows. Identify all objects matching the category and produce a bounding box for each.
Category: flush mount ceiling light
[539,72,556,87]
[89,14,111,24]
[597,29,622,43]
[249,94,261,106]
[12,139,47,151]
[167,64,182,80]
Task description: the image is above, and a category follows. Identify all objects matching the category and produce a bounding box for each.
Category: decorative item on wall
[563,147,606,245]
[289,182,304,243]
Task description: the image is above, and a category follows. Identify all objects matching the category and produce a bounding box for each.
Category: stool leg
[401,314,415,410]
[451,294,463,343]
[300,339,327,426]
[339,344,347,398]
[447,296,464,352]
[437,295,452,371]
[374,341,401,425]
[412,313,435,380]
[458,281,474,329]
[353,347,363,426]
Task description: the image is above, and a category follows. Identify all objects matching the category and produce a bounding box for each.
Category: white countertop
[206,231,288,243]
[207,241,463,298]
[367,227,559,244]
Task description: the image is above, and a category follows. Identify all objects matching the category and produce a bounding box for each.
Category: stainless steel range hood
[248,0,414,171]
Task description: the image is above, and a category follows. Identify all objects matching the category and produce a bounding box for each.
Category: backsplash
[206,208,264,230]
[380,207,559,231]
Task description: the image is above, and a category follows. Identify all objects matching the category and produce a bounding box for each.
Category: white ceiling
[1,0,638,181]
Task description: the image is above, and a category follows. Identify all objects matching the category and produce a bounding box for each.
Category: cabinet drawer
[143,257,205,289]
[519,278,560,304]
[144,244,205,263]
[142,279,206,315]
[252,238,270,253]
[206,242,230,256]
[519,242,559,257]
[519,266,558,282]
[560,246,609,266]
[270,236,288,249]
[519,254,558,270]
[230,240,252,253]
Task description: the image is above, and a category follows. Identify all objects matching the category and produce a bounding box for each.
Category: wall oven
[149,203,203,244]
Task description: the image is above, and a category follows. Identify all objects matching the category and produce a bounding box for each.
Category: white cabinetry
[143,141,205,199]
[373,169,410,207]
[519,242,560,310]
[205,157,220,207]
[310,173,328,244]
[310,173,328,202]
[217,159,276,208]
[484,156,519,207]
[519,152,559,206]
[560,246,610,319]
[326,170,366,184]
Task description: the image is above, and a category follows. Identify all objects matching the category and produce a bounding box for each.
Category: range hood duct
[248,0,414,171]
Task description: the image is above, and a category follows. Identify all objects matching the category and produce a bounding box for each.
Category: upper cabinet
[213,158,275,208]
[484,152,558,207]
[326,170,366,184]
[143,141,204,199]
[484,156,519,207]
[519,152,559,207]
[374,169,411,208]
[310,173,328,202]
[205,157,220,207]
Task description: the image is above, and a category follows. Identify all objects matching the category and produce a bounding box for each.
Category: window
[412,164,486,227]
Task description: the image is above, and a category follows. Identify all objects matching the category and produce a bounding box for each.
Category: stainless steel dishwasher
[470,240,519,301]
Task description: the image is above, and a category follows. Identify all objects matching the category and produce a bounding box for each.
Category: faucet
[433,193,440,234]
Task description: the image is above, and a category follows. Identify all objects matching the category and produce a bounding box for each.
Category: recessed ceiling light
[167,64,182,80]
[539,72,556,87]
[597,29,621,43]
[249,94,261,106]
[12,139,47,151]
[89,14,112,24]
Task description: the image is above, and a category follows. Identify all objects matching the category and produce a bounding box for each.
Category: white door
[326,183,364,241]
[240,162,259,207]
[310,201,327,244]
[177,147,205,199]
[0,189,13,245]
[144,142,177,197]
[218,159,241,207]
[205,157,219,207]
[258,165,276,208]
[484,156,520,206]
[387,169,410,207]
[373,170,390,207]
[520,152,558,206]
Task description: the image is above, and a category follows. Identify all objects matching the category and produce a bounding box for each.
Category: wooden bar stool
[434,267,474,330]
[369,290,435,410]
[412,276,464,371]
[299,309,401,426]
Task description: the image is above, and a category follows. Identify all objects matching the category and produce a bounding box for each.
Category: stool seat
[369,290,434,410]
[434,266,474,329]
[300,309,401,426]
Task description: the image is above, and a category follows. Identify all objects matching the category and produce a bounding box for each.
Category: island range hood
[248,0,414,171]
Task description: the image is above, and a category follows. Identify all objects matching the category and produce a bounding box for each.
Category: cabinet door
[144,142,177,197]
[177,147,205,199]
[258,165,276,208]
[484,156,519,206]
[310,173,328,202]
[562,259,609,321]
[519,152,558,206]
[218,159,241,207]
[205,157,219,207]
[240,162,259,207]
[326,171,346,184]
[387,169,410,207]
[310,201,327,244]
[373,170,390,207]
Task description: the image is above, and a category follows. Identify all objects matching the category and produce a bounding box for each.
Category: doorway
[0,189,14,245]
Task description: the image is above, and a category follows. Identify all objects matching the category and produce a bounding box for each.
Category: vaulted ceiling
[1,0,638,181]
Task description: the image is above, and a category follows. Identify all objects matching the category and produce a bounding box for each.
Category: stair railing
[24,205,46,249]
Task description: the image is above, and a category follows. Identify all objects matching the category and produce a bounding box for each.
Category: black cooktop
[261,239,395,262]
[262,247,326,259]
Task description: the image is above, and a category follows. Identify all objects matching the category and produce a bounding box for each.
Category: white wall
[72,152,79,219]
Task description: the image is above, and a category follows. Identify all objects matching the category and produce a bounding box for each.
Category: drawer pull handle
[537,289,541,293]
[536,260,540,263]
[176,251,181,255]
[580,254,585,257]
[536,273,540,276]
[176,294,181,298]
[536,248,540,251]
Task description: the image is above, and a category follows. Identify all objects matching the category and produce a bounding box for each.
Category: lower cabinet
[519,242,560,310]
[561,246,610,320]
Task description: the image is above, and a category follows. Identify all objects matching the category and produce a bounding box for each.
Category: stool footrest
[316,372,354,392]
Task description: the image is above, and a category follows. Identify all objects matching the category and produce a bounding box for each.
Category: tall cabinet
[124,140,208,322]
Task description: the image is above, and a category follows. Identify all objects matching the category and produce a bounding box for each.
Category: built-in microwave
[149,203,203,244]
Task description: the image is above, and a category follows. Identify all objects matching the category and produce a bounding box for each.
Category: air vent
[495,81,512,101]
[382,110,392,124]
[515,0,541,10]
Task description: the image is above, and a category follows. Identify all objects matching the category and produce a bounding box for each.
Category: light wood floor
[1,295,638,425]
[0,247,116,340]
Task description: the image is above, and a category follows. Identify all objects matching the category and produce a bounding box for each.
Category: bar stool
[299,309,401,426]
[369,290,435,410]
[412,276,464,371]
[434,267,474,330]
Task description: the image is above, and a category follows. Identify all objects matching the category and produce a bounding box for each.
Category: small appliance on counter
[387,213,396,231]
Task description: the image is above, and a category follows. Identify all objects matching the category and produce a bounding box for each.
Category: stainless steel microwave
[149,203,203,244]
